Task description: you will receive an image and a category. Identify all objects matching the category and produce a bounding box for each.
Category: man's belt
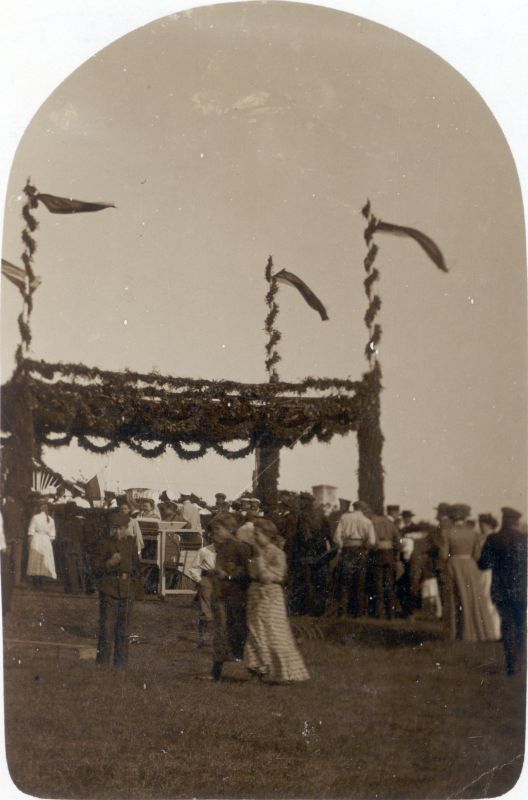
[342,542,365,549]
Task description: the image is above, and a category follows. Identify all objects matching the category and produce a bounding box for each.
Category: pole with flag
[4,179,115,519]
[12,180,115,363]
[254,256,329,510]
[254,256,282,510]
[357,199,447,513]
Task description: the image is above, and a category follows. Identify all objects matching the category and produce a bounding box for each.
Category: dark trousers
[1,548,13,616]
[289,559,326,616]
[396,558,422,618]
[96,592,134,668]
[337,548,368,617]
[497,602,526,675]
[62,547,83,594]
[375,550,396,619]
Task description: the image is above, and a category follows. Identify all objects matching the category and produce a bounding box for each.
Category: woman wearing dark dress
[209,513,252,681]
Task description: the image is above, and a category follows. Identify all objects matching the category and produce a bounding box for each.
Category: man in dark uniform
[93,510,141,668]
[478,507,527,676]
[60,502,85,594]
[296,493,332,616]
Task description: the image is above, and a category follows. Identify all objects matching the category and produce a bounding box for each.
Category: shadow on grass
[294,615,444,649]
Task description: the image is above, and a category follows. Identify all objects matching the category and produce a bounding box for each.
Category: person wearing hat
[26,498,57,588]
[397,512,429,619]
[438,504,497,642]
[478,507,526,675]
[208,512,252,681]
[93,510,141,668]
[211,493,230,514]
[180,493,203,532]
[370,510,401,619]
[333,500,376,617]
[59,501,85,594]
[477,514,502,641]
[272,493,300,612]
[295,492,332,616]
[432,503,453,616]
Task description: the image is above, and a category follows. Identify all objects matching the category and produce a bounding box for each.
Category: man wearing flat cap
[93,510,141,668]
[212,493,230,514]
[478,507,527,675]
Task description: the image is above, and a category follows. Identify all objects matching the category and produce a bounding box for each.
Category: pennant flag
[376,220,448,272]
[37,193,115,214]
[274,269,329,321]
[2,258,42,293]
[84,472,105,502]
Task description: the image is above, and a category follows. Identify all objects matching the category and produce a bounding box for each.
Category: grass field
[2,588,525,799]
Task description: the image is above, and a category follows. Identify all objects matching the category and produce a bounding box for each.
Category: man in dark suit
[296,493,332,616]
[478,507,527,675]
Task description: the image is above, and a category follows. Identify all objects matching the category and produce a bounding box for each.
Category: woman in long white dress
[27,499,57,584]
[244,518,309,684]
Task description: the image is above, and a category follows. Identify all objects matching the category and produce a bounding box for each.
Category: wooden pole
[253,256,281,512]
[357,201,385,514]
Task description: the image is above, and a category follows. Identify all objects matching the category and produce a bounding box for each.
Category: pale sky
[1,1,526,520]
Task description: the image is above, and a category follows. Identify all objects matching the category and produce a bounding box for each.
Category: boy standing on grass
[93,510,141,668]
[188,535,217,647]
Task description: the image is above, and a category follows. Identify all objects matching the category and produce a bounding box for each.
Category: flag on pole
[84,472,105,502]
[37,193,115,214]
[376,220,448,272]
[274,269,329,321]
[2,258,42,293]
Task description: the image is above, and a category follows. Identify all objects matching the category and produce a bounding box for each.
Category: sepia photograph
[1,1,527,798]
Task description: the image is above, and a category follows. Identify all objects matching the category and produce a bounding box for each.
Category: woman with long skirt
[244,518,310,684]
[439,504,497,641]
[27,499,57,587]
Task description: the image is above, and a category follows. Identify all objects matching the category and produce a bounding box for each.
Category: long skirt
[27,534,56,580]
[244,582,310,683]
[444,556,497,641]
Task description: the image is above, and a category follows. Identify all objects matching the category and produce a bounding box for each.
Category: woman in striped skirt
[244,518,310,684]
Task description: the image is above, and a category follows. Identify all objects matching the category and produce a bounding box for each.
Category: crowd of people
[0,488,526,679]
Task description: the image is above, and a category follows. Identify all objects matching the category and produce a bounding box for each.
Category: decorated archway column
[253,256,281,511]
[253,430,281,512]
[356,364,384,515]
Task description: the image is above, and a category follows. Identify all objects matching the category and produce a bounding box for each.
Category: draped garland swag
[1,359,375,464]
[2,184,444,515]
